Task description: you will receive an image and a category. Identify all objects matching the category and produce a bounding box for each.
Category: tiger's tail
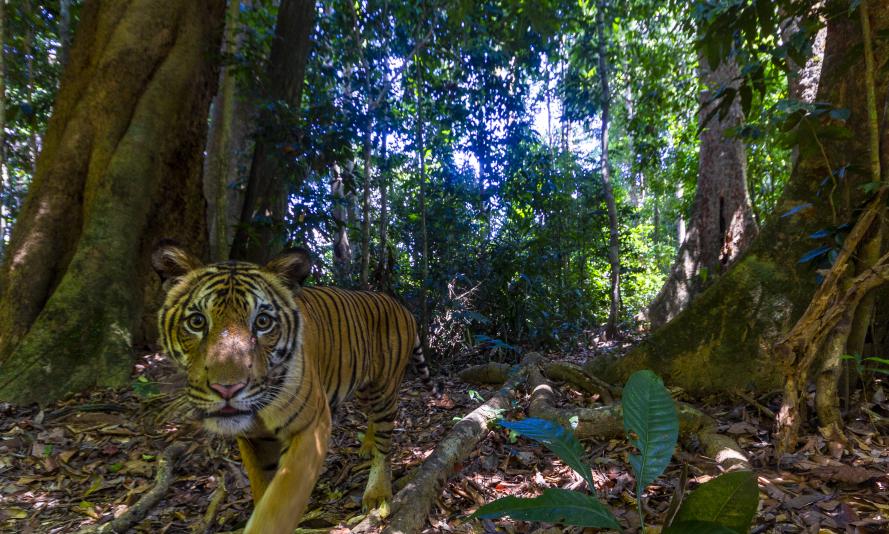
[412,336,442,397]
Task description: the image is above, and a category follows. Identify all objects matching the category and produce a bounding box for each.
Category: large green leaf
[663,520,740,534]
[499,418,595,490]
[471,488,621,530]
[622,370,679,496]
[672,470,759,534]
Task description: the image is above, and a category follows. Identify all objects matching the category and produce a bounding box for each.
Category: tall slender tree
[597,1,622,339]
[231,0,316,263]
[204,0,254,262]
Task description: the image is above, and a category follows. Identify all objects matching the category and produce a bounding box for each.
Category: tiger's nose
[209,382,246,400]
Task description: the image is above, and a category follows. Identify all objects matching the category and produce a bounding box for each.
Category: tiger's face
[152,241,311,436]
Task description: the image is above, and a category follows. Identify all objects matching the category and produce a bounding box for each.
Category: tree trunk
[608,7,889,394]
[359,126,372,288]
[784,15,826,103]
[59,0,72,66]
[416,59,430,360]
[375,126,391,291]
[0,0,224,404]
[24,1,38,177]
[597,2,621,339]
[204,0,252,262]
[645,56,757,327]
[230,0,315,263]
[331,163,352,283]
[0,0,5,256]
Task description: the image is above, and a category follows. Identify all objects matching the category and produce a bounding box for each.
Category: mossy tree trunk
[607,5,889,394]
[0,0,224,404]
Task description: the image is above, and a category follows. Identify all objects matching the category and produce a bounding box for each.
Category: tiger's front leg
[243,402,332,534]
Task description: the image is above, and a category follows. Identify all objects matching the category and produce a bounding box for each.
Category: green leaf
[472,488,621,529]
[622,370,679,495]
[663,520,740,534]
[499,418,595,490]
[672,471,759,534]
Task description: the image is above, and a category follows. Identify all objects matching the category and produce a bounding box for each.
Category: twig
[78,442,187,534]
[198,472,227,534]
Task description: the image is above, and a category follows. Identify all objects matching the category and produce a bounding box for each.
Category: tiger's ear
[152,239,203,292]
[266,247,312,287]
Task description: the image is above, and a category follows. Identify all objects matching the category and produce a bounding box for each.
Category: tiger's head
[152,240,312,436]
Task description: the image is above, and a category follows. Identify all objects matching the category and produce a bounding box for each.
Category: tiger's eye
[185,313,206,331]
[254,312,274,331]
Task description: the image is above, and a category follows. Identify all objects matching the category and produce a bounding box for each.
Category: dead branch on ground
[351,361,528,534]
[78,442,186,534]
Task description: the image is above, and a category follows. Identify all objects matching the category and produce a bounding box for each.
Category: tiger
[151,240,434,533]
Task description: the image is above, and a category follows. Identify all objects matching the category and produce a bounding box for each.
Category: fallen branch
[78,442,187,534]
[355,362,528,534]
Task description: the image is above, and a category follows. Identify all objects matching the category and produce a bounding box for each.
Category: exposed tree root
[542,360,618,403]
[460,358,619,402]
[457,362,511,384]
[525,354,749,471]
[78,442,186,534]
[352,364,528,534]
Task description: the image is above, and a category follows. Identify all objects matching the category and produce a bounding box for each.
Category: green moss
[614,254,807,394]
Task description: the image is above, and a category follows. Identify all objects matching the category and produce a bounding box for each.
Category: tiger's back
[297,287,419,413]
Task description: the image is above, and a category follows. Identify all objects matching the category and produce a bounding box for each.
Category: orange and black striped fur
[152,242,433,533]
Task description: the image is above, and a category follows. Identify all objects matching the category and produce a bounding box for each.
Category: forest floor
[1,347,888,534]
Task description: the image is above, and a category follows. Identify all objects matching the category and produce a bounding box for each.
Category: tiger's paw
[362,451,392,517]
[361,492,391,518]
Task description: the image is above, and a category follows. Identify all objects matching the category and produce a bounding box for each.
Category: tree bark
[608,6,889,394]
[0,0,224,404]
[645,56,757,327]
[597,2,621,339]
[230,0,315,263]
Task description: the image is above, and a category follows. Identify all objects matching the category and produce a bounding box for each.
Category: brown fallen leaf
[430,393,456,409]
